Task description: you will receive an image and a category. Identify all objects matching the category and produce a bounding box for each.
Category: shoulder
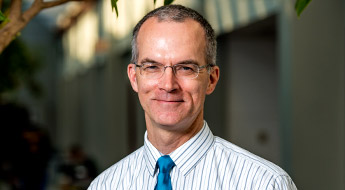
[212,136,297,189]
[213,136,286,175]
[87,146,145,190]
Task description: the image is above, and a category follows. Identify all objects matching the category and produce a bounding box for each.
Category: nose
[158,66,179,92]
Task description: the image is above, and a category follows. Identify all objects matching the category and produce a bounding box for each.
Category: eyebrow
[140,58,199,65]
[177,60,199,65]
[140,58,159,64]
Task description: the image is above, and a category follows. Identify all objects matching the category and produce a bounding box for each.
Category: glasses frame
[134,62,215,79]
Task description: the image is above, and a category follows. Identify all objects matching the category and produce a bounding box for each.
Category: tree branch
[22,0,44,23]
[0,0,84,54]
[22,0,83,25]
[9,0,22,19]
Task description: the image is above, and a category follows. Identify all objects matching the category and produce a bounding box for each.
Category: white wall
[214,16,283,166]
[227,32,281,165]
[280,0,345,189]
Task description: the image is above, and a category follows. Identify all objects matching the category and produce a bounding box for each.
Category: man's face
[128,18,219,131]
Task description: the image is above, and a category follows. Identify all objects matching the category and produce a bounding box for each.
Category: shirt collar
[143,131,162,176]
[143,121,215,177]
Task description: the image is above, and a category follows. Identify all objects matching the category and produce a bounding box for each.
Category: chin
[157,118,181,127]
[155,114,185,127]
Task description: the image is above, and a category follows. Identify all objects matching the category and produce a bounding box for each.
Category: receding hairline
[137,16,206,38]
[135,17,207,61]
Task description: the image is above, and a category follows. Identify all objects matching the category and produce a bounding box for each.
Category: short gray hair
[131,4,217,66]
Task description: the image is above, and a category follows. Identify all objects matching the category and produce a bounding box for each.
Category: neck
[146,114,204,155]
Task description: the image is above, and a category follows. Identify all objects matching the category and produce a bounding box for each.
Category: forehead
[137,17,205,40]
[136,17,206,64]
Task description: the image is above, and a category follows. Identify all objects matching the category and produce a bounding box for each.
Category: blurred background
[0,0,344,189]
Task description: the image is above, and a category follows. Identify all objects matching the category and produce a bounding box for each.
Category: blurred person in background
[59,145,97,190]
[0,103,53,190]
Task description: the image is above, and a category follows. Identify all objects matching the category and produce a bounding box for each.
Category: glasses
[134,62,214,79]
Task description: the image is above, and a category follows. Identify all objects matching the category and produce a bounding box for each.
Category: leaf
[111,0,119,17]
[295,0,312,17]
[164,0,174,6]
[154,0,157,6]
[0,10,8,22]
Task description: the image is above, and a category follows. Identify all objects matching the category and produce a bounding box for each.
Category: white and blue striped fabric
[88,121,297,190]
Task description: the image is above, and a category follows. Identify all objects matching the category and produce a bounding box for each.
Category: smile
[153,98,184,104]
[156,99,184,103]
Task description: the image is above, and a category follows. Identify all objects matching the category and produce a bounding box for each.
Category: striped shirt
[88,121,297,190]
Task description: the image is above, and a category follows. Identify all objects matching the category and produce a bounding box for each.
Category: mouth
[155,99,184,103]
[153,94,184,104]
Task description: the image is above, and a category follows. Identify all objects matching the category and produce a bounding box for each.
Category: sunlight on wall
[205,0,278,34]
[237,0,250,25]
[63,10,98,76]
[220,0,235,31]
[75,12,98,65]
[254,0,268,18]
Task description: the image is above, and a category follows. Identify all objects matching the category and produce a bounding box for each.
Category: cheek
[136,79,158,106]
[185,81,208,104]
[137,78,157,93]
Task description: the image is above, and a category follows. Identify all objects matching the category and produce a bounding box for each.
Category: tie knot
[157,155,175,173]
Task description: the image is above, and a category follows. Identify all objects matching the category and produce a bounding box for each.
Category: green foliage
[111,0,119,17]
[295,0,312,17]
[1,0,11,29]
[0,39,42,98]
[164,0,174,5]
[0,10,8,22]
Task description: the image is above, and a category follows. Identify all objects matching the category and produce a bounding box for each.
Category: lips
[155,99,184,102]
[153,96,184,103]
[152,92,183,102]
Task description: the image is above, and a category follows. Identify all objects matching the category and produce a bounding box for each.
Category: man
[88,4,297,190]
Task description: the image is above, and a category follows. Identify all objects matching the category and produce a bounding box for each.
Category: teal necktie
[155,155,175,190]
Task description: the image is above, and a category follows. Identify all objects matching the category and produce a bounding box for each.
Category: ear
[206,66,220,95]
[128,64,138,92]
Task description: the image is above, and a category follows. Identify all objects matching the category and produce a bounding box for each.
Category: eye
[175,64,197,75]
[176,64,196,71]
[142,63,162,72]
[182,66,194,71]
